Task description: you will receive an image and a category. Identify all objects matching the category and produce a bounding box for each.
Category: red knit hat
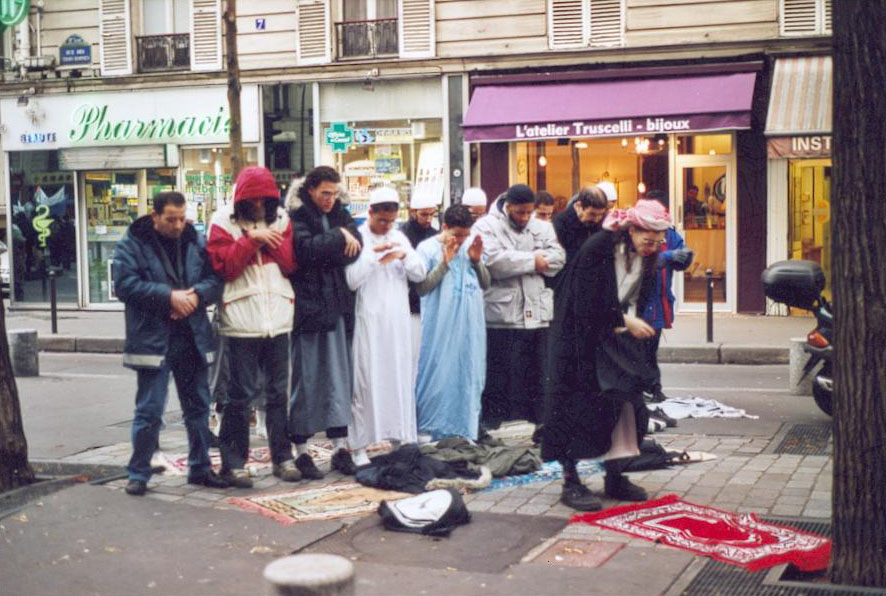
[234,166,280,203]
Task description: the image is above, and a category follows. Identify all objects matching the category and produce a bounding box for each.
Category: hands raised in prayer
[443,235,460,264]
[467,234,483,264]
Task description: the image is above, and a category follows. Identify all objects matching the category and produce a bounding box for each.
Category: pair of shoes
[188,470,229,488]
[125,479,147,496]
[273,459,302,482]
[331,449,358,475]
[220,468,253,489]
[649,407,677,428]
[295,453,325,480]
[604,473,648,502]
[560,482,602,512]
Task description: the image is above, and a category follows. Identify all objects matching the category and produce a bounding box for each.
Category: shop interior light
[638,182,647,194]
[621,138,628,147]
[538,155,548,167]
[574,141,588,149]
[709,149,716,155]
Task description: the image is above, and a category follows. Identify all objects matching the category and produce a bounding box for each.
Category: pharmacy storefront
[1,85,260,308]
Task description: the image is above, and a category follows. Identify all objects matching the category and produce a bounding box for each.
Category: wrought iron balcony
[136,34,190,73]
[335,19,398,59]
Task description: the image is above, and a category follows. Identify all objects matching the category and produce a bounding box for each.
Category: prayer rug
[227,482,411,524]
[481,459,605,492]
[571,494,830,571]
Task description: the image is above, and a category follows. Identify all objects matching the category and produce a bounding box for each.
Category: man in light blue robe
[415,204,491,441]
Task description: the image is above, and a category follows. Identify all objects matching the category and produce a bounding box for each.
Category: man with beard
[552,185,609,264]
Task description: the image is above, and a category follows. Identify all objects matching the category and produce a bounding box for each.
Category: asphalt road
[15,353,830,461]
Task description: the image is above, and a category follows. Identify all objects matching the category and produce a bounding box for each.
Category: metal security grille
[774,422,832,456]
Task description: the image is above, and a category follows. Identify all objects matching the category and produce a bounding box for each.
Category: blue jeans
[128,327,212,482]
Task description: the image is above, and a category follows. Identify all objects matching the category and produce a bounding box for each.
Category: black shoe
[651,389,669,403]
[560,481,602,512]
[649,408,677,428]
[187,470,229,489]
[295,453,324,480]
[331,449,357,476]
[604,474,648,502]
[124,479,147,496]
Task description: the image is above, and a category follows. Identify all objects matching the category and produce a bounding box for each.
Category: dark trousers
[482,327,546,428]
[643,329,663,391]
[128,327,211,482]
[219,334,292,469]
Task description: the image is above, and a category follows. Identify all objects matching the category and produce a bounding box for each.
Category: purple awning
[462,72,757,142]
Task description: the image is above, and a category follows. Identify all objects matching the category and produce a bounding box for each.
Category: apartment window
[137,0,190,72]
[549,0,624,50]
[781,0,832,36]
[337,0,399,59]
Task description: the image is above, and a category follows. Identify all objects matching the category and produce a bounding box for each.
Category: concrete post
[8,329,39,377]
[789,337,813,395]
[264,554,355,596]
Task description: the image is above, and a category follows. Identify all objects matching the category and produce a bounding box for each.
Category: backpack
[377,488,471,537]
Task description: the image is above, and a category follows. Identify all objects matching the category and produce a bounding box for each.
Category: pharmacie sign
[0,86,260,151]
[0,0,29,27]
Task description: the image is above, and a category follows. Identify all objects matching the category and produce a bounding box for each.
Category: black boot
[604,473,648,502]
[560,480,602,511]
[295,453,324,480]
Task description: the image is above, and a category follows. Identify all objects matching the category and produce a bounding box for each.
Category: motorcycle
[761,260,833,416]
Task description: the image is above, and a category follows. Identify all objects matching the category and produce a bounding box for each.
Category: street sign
[59,34,92,66]
[0,0,28,27]
[324,122,353,153]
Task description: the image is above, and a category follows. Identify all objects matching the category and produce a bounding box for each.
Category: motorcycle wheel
[813,369,833,417]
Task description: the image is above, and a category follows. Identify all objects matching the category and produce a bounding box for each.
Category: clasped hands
[170,288,199,320]
[374,242,407,265]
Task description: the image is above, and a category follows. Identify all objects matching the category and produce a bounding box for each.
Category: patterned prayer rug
[571,494,831,571]
[481,459,605,492]
[227,482,411,524]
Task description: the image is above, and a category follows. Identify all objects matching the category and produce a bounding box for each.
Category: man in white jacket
[473,184,566,435]
[346,187,427,465]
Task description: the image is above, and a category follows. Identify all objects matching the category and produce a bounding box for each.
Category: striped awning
[765,56,832,136]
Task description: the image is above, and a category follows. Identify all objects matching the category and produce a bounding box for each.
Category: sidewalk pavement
[5,306,814,364]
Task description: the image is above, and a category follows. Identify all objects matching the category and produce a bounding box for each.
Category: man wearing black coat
[286,166,363,479]
[552,185,609,265]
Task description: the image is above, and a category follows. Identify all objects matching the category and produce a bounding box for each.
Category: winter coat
[286,182,362,334]
[473,196,566,330]
[400,218,438,315]
[113,216,222,369]
[542,231,654,462]
[642,228,692,329]
[207,203,296,338]
[552,203,600,265]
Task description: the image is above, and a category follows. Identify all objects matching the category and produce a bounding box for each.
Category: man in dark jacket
[286,166,362,479]
[113,192,226,496]
[552,185,608,265]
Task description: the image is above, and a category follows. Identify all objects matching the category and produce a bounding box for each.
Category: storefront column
[446,74,465,207]
[766,158,789,315]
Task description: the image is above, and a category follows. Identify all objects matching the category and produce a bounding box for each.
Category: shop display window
[263,83,315,194]
[789,159,831,301]
[677,134,732,155]
[319,119,444,222]
[181,146,258,234]
[7,150,77,304]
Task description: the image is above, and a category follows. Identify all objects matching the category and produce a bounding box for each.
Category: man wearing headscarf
[543,199,672,511]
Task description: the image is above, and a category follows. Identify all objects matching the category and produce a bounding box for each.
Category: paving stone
[803,508,831,519]
[810,490,831,501]
[517,504,550,516]
[780,487,812,497]
[805,499,831,511]
[528,494,561,506]
[770,504,804,516]
[471,490,500,502]
[188,489,228,502]
[775,495,807,506]
[467,501,493,513]
[146,492,183,503]
[737,506,769,514]
[496,498,529,509]
[726,476,759,486]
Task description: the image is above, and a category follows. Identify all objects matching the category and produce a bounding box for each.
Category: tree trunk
[831,1,886,587]
[224,0,244,180]
[0,297,35,492]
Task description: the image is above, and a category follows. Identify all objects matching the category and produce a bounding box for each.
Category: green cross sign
[0,0,29,27]
[324,122,353,153]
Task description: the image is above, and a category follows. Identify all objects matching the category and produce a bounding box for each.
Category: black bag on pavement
[377,488,471,537]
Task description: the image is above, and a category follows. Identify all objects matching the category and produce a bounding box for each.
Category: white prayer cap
[461,187,487,207]
[409,191,439,210]
[596,181,618,204]
[369,186,400,206]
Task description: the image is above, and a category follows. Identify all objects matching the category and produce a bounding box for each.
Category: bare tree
[831,0,886,587]
[0,297,35,492]
[224,0,244,180]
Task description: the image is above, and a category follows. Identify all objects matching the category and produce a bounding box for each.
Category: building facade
[0,0,832,311]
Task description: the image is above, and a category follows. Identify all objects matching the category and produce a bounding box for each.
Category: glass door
[675,161,734,311]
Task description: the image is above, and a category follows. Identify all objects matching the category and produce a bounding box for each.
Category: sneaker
[649,408,677,428]
[272,459,302,482]
[604,474,648,502]
[187,470,229,488]
[124,479,147,496]
[220,468,253,489]
[331,449,358,475]
[559,482,602,512]
[295,453,325,480]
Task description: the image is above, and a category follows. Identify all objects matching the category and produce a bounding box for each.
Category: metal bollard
[789,337,814,395]
[264,554,355,596]
[8,329,39,377]
[49,270,58,334]
[705,268,714,343]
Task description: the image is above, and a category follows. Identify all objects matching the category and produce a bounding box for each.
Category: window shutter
[780,0,818,36]
[297,1,331,65]
[398,0,435,59]
[190,0,222,71]
[549,0,588,49]
[99,0,132,76]
[589,0,623,47]
[822,0,832,33]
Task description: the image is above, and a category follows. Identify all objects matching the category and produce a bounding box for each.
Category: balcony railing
[335,19,398,59]
[136,34,190,73]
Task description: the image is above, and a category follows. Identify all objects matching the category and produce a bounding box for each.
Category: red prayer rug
[571,494,830,571]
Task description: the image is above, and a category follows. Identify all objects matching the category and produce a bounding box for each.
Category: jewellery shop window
[319,119,444,223]
[7,150,77,304]
[181,146,259,234]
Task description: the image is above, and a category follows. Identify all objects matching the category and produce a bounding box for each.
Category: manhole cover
[774,422,832,456]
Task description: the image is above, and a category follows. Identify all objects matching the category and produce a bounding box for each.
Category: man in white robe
[346,187,427,466]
